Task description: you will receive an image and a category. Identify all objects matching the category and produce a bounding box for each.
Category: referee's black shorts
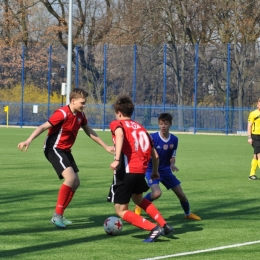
[44,148,79,179]
[252,134,260,154]
[107,173,149,204]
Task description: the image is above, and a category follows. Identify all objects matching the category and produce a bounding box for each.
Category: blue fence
[0,102,251,134]
[1,44,260,133]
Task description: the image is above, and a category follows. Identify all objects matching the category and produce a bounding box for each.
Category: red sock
[139,198,167,227]
[55,184,72,215]
[123,210,156,231]
[63,190,75,210]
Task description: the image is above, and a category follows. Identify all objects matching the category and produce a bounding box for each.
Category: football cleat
[163,223,174,235]
[134,205,142,216]
[62,216,72,225]
[185,213,201,221]
[51,215,66,228]
[143,225,164,243]
[248,175,259,180]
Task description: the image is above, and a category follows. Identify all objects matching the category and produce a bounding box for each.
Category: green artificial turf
[1,127,260,260]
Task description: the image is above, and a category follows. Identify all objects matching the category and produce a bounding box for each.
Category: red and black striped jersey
[44,105,88,151]
[110,119,153,174]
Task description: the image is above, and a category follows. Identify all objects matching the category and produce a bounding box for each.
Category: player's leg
[51,166,78,228]
[111,183,164,242]
[133,175,173,236]
[109,173,171,242]
[134,184,161,215]
[134,170,161,215]
[45,150,79,228]
[115,202,155,230]
[62,152,81,216]
[132,194,174,240]
[249,154,258,180]
[61,171,80,225]
[172,185,201,220]
[117,201,164,243]
[250,136,260,180]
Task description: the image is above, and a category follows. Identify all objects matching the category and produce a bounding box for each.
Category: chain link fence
[1,44,260,133]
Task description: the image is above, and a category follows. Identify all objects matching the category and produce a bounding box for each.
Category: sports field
[1,127,260,260]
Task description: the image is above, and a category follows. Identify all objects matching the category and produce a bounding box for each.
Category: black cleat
[143,225,164,243]
[163,223,174,235]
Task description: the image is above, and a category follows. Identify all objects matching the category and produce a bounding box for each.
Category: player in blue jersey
[135,113,201,220]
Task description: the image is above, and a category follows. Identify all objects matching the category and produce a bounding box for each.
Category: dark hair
[70,88,88,101]
[158,113,173,124]
[113,95,134,117]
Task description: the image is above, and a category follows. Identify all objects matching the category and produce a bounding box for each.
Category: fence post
[163,44,167,112]
[47,46,52,119]
[76,45,79,88]
[193,43,199,134]
[132,44,137,120]
[226,43,231,135]
[20,46,25,128]
[103,44,107,131]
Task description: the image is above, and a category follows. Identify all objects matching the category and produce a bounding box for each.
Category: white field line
[139,240,260,260]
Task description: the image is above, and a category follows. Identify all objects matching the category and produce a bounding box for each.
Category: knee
[152,190,162,200]
[115,209,124,219]
[73,179,80,190]
[65,176,80,189]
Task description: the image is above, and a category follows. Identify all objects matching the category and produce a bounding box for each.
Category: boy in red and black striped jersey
[107,95,174,242]
[18,88,114,228]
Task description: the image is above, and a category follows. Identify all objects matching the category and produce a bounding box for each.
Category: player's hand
[17,141,30,152]
[151,171,160,180]
[248,138,253,145]
[171,165,179,172]
[110,160,119,171]
[106,145,115,154]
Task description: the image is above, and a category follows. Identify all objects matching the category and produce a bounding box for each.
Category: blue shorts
[145,169,181,190]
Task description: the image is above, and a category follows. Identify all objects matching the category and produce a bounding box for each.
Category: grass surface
[1,127,260,259]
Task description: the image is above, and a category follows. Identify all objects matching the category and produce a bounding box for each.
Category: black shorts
[44,148,79,179]
[252,134,260,154]
[107,173,149,204]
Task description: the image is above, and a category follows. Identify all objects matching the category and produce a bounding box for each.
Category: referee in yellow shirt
[247,98,260,180]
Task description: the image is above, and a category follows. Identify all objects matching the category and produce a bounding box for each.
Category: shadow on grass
[1,193,259,258]
[0,214,160,258]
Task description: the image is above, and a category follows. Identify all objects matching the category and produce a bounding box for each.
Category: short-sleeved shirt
[109,120,153,174]
[248,109,260,135]
[44,105,88,151]
[145,132,180,189]
[147,132,178,173]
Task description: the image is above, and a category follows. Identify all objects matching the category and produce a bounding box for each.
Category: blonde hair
[69,88,88,101]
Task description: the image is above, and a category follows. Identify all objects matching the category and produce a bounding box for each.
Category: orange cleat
[185,213,201,220]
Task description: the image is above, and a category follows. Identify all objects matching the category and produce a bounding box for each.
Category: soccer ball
[103,216,123,235]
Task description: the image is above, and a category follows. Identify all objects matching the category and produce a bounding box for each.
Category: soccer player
[247,98,260,180]
[107,95,174,243]
[17,88,114,228]
[135,113,201,221]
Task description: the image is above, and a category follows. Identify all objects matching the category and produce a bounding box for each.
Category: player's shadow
[165,214,204,235]
[131,233,179,242]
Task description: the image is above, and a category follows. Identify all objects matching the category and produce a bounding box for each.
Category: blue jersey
[147,132,178,173]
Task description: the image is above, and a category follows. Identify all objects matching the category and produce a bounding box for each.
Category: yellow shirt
[248,109,260,134]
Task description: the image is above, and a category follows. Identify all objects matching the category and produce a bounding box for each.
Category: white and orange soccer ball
[103,216,123,235]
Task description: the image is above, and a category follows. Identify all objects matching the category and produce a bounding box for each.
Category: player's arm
[82,124,114,154]
[170,151,179,172]
[247,121,253,144]
[17,121,52,152]
[150,147,160,180]
[110,127,124,170]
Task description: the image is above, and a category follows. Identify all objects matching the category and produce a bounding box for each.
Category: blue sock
[144,192,153,202]
[180,200,190,215]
